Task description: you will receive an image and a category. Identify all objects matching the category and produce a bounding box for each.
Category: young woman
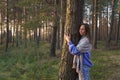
[65,23,93,80]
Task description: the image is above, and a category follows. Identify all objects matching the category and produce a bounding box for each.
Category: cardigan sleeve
[68,41,80,55]
[76,37,91,52]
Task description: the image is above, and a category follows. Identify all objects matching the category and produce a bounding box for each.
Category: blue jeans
[82,65,90,80]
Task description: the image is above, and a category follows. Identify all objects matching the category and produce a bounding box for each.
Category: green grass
[91,49,120,80]
[0,42,120,80]
[0,42,59,80]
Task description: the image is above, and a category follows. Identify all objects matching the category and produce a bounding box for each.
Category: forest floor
[91,49,120,80]
[0,42,120,80]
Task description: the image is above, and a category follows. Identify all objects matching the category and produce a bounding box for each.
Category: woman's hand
[64,34,71,43]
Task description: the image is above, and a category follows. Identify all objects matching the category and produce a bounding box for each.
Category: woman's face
[79,25,86,36]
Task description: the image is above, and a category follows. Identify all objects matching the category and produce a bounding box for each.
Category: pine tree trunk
[5,0,9,51]
[59,0,84,80]
[39,27,41,41]
[20,21,22,45]
[91,0,94,40]
[98,13,101,41]
[23,7,27,48]
[12,11,15,47]
[0,9,2,44]
[93,0,98,49]
[106,0,115,48]
[116,1,120,44]
[57,18,60,50]
[16,12,19,47]
[106,0,108,38]
[60,0,66,48]
[50,0,58,57]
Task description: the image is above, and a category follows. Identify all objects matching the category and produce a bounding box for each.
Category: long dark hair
[80,23,91,43]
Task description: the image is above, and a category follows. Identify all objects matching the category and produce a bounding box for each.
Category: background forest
[0,0,120,80]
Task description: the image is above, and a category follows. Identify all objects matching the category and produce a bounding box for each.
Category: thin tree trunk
[106,0,115,48]
[57,17,60,50]
[45,21,47,41]
[12,13,15,47]
[98,12,101,41]
[29,30,32,41]
[91,0,94,40]
[16,12,19,47]
[39,27,41,41]
[106,0,108,37]
[116,11,120,45]
[42,23,44,40]
[60,0,66,48]
[20,21,22,45]
[93,0,98,49]
[23,7,27,48]
[50,0,58,57]
[5,0,9,51]
[0,9,2,44]
[34,29,37,41]
[34,6,39,45]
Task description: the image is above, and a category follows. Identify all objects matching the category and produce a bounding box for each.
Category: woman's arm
[68,41,80,55]
[76,37,91,52]
[64,34,81,55]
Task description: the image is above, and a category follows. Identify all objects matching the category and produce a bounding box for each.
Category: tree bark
[106,0,115,48]
[116,10,120,45]
[23,7,27,48]
[106,0,108,38]
[57,16,60,50]
[0,9,2,44]
[93,0,98,49]
[59,0,84,80]
[5,0,9,51]
[16,12,19,47]
[50,0,59,57]
[60,0,66,48]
